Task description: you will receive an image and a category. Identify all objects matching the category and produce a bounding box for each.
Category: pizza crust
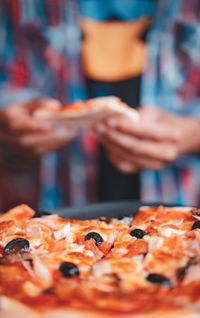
[34,96,140,128]
[0,296,199,318]
[139,206,194,212]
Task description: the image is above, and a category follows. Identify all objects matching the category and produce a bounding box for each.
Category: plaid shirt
[0,0,155,211]
[141,0,200,205]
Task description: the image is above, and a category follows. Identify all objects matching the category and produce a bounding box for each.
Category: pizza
[33,96,139,128]
[1,204,200,318]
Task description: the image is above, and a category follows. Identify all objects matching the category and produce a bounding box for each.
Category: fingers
[102,114,181,143]
[0,98,63,135]
[94,107,184,172]
[0,104,51,134]
[99,129,177,163]
[16,127,76,148]
[103,138,165,171]
[25,98,62,113]
[0,98,77,157]
[2,112,52,134]
[2,127,76,157]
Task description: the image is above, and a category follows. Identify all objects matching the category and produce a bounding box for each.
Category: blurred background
[1,0,200,212]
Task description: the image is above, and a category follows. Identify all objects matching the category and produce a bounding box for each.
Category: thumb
[25,98,62,114]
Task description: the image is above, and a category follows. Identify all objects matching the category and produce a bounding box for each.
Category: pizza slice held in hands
[34,96,140,128]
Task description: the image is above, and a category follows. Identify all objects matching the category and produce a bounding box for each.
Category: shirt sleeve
[0,87,42,109]
[141,3,200,119]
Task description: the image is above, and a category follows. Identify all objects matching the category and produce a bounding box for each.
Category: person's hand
[0,98,76,158]
[94,106,200,173]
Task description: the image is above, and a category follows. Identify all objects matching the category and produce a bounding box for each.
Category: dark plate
[51,200,177,220]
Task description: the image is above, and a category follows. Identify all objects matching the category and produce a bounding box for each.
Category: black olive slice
[130,229,147,239]
[4,238,30,254]
[59,262,79,278]
[146,273,171,287]
[84,232,104,246]
[33,210,51,218]
[192,212,200,217]
[192,221,200,230]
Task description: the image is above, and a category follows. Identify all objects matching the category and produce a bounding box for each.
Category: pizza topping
[191,209,200,221]
[181,263,200,285]
[98,217,112,224]
[178,258,200,280]
[130,229,147,239]
[146,273,171,287]
[22,281,41,297]
[59,262,79,278]
[177,263,191,281]
[117,214,133,226]
[25,222,42,238]
[35,214,58,228]
[43,287,53,294]
[0,252,31,264]
[84,239,103,259]
[98,241,115,255]
[84,232,104,246]
[160,226,185,237]
[0,220,15,233]
[33,257,52,287]
[145,236,164,253]
[161,219,184,227]
[53,222,71,240]
[183,239,200,258]
[4,238,30,254]
[192,221,200,230]
[92,260,112,278]
[125,240,148,257]
[192,213,200,221]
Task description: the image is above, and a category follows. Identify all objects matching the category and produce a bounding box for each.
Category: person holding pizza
[79,0,155,202]
[0,0,156,211]
[96,0,200,206]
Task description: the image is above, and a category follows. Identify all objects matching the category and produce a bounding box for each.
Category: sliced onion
[144,236,164,253]
[32,256,52,288]
[183,264,200,285]
[53,223,71,240]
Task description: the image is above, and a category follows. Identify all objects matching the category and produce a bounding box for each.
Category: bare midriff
[80,17,152,82]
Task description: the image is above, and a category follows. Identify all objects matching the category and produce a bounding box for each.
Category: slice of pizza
[33,96,140,128]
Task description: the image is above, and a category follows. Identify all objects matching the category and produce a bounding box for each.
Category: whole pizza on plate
[1,204,200,317]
